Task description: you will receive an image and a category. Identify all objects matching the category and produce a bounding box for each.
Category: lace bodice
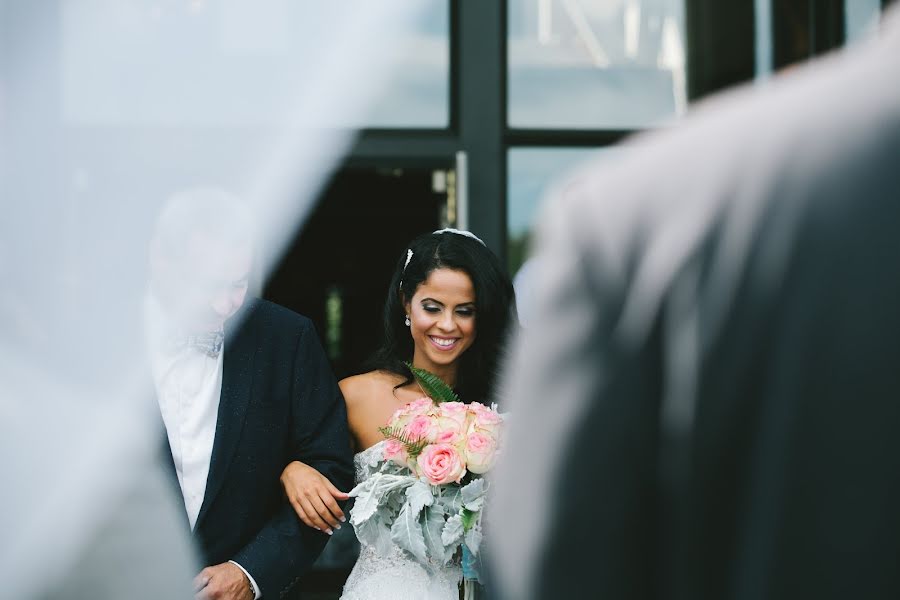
[341,441,462,600]
[352,440,386,483]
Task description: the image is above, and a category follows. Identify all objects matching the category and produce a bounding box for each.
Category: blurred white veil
[0,1,428,597]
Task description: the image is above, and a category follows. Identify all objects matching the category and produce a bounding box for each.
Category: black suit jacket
[163,298,353,599]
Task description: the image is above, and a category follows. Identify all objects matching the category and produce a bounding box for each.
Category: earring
[404,315,411,327]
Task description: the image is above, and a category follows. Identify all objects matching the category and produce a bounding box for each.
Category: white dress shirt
[146,297,262,598]
[152,333,222,530]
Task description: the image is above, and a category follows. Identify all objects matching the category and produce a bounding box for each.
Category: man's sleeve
[285,319,355,490]
[232,317,354,597]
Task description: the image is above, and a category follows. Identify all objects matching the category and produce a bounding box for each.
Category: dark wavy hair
[367,230,518,403]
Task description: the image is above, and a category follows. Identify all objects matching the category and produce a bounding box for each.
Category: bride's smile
[405,267,477,382]
[428,335,459,350]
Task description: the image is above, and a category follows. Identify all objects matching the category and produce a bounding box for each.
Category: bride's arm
[280,461,349,535]
[281,375,368,534]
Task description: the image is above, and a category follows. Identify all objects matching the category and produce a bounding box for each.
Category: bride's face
[405,267,477,376]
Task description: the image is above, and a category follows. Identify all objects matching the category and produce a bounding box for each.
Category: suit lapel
[194,304,258,531]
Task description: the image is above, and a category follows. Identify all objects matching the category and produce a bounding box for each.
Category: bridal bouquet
[349,365,504,584]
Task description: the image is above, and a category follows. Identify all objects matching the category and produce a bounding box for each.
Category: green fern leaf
[379,424,428,458]
[405,362,460,404]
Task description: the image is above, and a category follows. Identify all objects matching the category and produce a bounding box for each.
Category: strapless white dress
[340,440,462,600]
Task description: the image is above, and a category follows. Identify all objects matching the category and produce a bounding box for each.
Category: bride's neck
[411,360,457,389]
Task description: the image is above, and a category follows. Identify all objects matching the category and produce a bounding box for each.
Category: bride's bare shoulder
[339,370,405,407]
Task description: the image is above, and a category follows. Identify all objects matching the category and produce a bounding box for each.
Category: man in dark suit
[147,188,354,600]
[493,7,900,600]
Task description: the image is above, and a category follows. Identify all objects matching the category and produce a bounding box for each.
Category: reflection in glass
[508,0,687,129]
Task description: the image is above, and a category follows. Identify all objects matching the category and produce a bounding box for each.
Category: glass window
[845,0,881,44]
[508,0,687,129]
[754,0,774,79]
[61,1,449,128]
[507,147,609,276]
[757,0,880,80]
[368,2,450,127]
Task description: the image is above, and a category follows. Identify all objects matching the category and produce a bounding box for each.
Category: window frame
[343,0,762,266]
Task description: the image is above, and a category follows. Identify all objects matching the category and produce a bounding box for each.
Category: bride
[280,229,517,599]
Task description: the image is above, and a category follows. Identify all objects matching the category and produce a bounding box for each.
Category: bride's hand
[280,461,350,535]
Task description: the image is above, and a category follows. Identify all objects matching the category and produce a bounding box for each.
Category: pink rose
[432,416,465,446]
[464,431,498,474]
[389,396,437,430]
[438,401,469,426]
[406,396,437,416]
[405,414,438,443]
[382,438,408,467]
[416,443,467,485]
[388,409,412,430]
[432,402,469,446]
[467,402,504,438]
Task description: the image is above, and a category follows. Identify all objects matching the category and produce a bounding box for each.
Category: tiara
[403,248,413,271]
[433,228,486,246]
[399,249,413,290]
[400,229,485,290]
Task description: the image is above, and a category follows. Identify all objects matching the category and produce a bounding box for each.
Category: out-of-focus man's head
[149,187,254,332]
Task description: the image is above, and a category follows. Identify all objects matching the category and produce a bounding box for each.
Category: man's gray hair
[151,187,254,259]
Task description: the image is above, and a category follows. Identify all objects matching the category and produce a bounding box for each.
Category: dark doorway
[265,163,449,380]
[264,163,450,597]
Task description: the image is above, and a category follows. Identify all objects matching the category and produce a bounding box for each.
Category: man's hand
[281,460,349,534]
[194,563,253,600]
